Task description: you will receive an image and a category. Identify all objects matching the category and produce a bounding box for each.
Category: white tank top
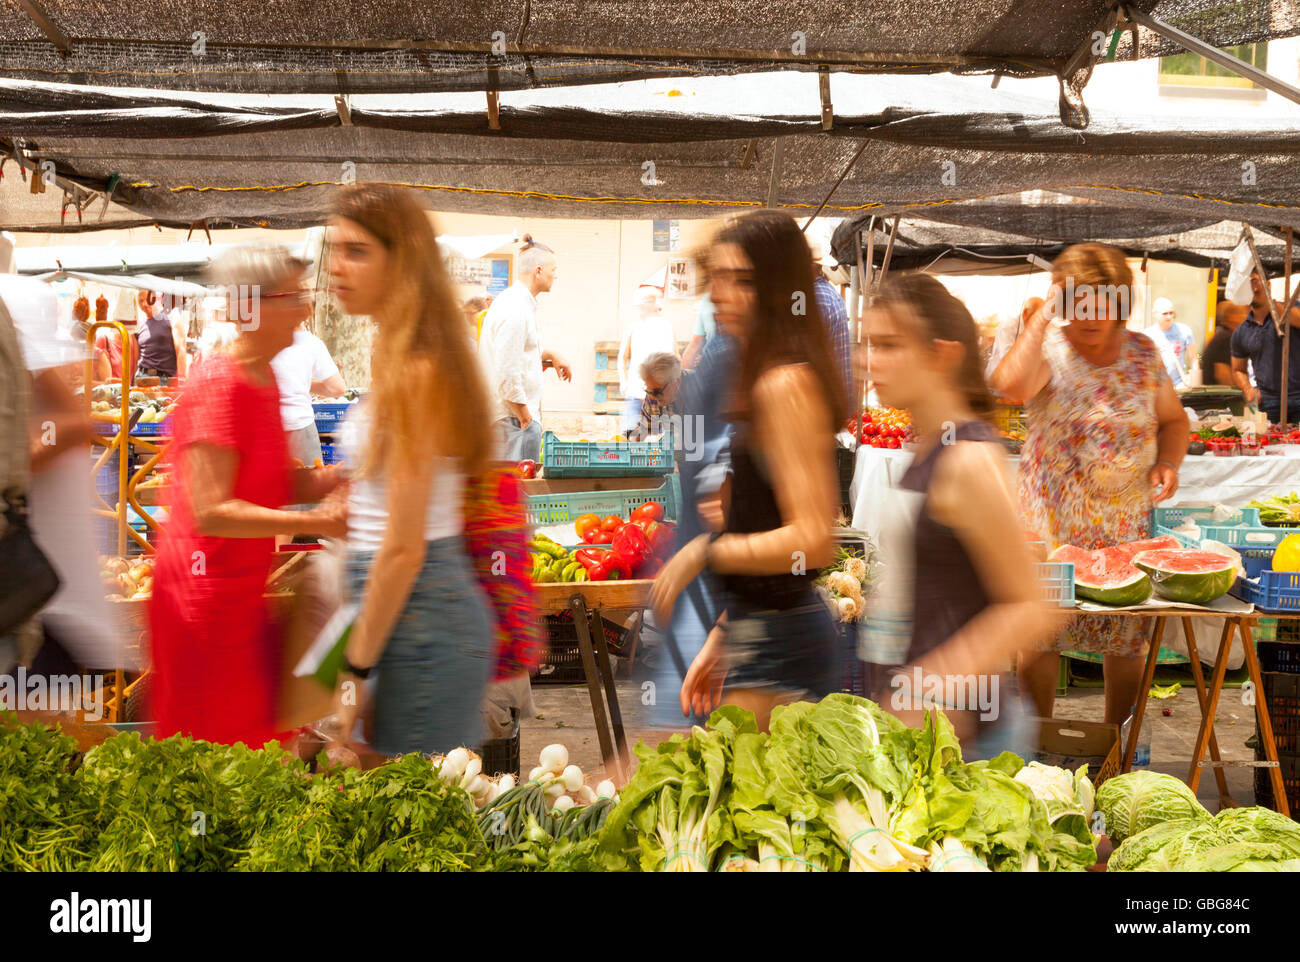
[339,401,464,553]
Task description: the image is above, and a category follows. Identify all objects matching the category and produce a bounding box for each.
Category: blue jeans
[498,417,542,462]
[346,536,496,755]
[1260,394,1300,426]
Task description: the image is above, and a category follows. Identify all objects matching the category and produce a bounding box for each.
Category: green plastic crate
[541,430,674,478]
[525,475,681,527]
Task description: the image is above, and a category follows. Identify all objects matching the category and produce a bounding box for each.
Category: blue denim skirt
[722,593,838,699]
[346,535,496,756]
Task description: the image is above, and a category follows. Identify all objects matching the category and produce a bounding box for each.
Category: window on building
[1159,43,1268,89]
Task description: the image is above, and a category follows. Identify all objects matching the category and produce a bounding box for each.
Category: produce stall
[522,472,679,781]
[8,691,1300,872]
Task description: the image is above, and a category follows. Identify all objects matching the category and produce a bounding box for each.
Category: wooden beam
[739,138,758,170]
[879,215,900,282]
[15,0,72,56]
[818,67,833,130]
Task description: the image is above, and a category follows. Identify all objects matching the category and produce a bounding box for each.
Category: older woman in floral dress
[992,243,1189,726]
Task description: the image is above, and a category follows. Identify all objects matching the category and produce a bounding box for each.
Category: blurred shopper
[984,297,1044,387]
[149,247,347,746]
[92,293,138,384]
[463,294,491,342]
[134,289,187,383]
[271,318,344,470]
[1143,296,1194,388]
[0,285,28,675]
[863,274,1061,750]
[327,184,498,755]
[992,243,1189,725]
[654,210,845,733]
[681,246,715,371]
[810,242,853,413]
[0,276,127,679]
[618,289,677,435]
[625,351,681,442]
[1203,300,1248,388]
[1231,271,1300,424]
[478,236,571,462]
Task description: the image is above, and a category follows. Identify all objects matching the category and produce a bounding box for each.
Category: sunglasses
[522,240,553,254]
[261,289,311,303]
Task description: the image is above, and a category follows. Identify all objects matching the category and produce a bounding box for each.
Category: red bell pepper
[574,547,609,571]
[589,554,631,581]
[611,522,653,574]
[645,520,676,558]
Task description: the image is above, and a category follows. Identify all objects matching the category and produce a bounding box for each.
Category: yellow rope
[123,179,1300,215]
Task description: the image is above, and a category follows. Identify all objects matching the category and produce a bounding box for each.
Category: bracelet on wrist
[341,655,373,680]
[1156,459,1179,472]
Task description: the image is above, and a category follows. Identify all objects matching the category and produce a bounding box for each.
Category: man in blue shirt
[811,257,853,418]
[1143,296,1195,388]
[1231,271,1300,424]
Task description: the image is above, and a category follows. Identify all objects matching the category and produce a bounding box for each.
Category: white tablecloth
[849,445,1298,669]
[851,447,1300,542]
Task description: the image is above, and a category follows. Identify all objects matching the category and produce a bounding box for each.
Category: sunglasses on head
[522,240,553,254]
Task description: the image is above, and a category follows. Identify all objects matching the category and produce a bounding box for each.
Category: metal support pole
[15,0,72,55]
[801,139,869,233]
[879,216,900,283]
[1123,5,1300,106]
[765,139,785,209]
[1284,228,1293,425]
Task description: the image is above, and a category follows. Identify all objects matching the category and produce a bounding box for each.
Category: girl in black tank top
[651,211,846,733]
[864,275,1061,755]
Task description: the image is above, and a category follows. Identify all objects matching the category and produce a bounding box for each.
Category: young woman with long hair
[863,274,1062,749]
[652,210,846,732]
[326,184,497,755]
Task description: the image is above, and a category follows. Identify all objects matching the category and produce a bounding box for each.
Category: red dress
[148,353,292,745]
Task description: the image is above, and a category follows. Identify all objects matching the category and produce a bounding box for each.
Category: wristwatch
[341,655,373,680]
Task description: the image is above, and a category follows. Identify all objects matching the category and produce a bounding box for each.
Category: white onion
[560,765,584,793]
[595,779,617,799]
[527,766,547,782]
[442,747,470,780]
[577,785,597,805]
[498,774,516,793]
[539,743,569,774]
[552,794,576,813]
[544,780,566,798]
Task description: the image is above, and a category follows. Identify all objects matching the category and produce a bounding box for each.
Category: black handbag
[0,488,61,637]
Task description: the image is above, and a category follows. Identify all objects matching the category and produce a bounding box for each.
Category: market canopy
[4,1,1298,94]
[4,72,1300,232]
[829,197,1299,273]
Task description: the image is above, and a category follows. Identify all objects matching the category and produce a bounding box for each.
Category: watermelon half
[1131,549,1237,605]
[1052,544,1151,606]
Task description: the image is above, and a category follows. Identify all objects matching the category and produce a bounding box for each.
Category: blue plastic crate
[1038,561,1076,608]
[313,401,354,434]
[1153,505,1261,528]
[1201,524,1294,578]
[540,430,674,478]
[1232,570,1300,614]
[320,443,343,466]
[526,475,680,527]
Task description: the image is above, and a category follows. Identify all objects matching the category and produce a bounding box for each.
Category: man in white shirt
[984,297,1043,390]
[270,321,345,468]
[617,288,677,434]
[478,238,571,462]
[1143,296,1195,388]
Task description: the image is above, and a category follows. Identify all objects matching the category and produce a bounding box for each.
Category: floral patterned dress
[1019,327,1169,656]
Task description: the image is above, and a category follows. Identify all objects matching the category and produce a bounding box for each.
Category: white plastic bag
[1225,238,1255,306]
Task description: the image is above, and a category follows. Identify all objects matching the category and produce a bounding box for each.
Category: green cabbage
[1095,771,1209,844]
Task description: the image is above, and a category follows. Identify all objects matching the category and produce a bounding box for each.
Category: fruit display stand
[522,475,676,781]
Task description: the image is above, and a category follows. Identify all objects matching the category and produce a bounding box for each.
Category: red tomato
[574,513,602,541]
[517,459,538,479]
[601,514,624,533]
[592,530,615,545]
[630,501,665,523]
